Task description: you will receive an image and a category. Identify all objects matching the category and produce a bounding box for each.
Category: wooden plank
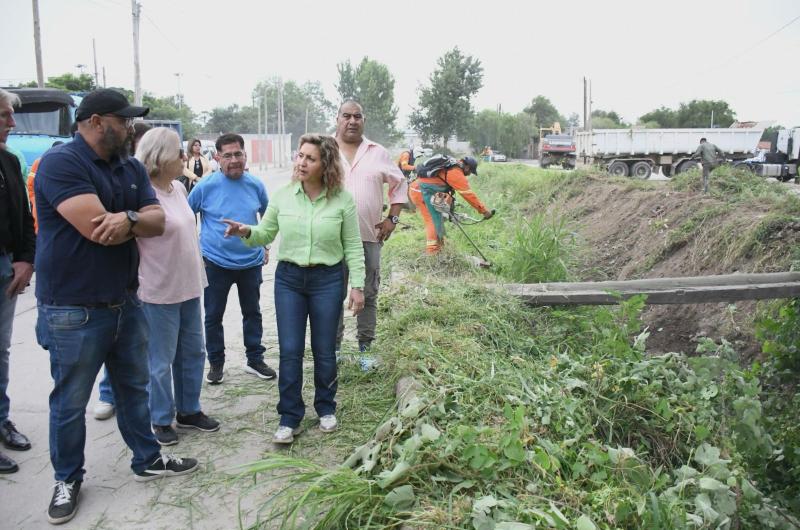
[504,272,800,306]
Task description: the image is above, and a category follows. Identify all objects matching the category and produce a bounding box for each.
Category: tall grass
[495,213,574,283]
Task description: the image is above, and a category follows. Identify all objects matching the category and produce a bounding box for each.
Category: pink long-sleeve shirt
[339,137,408,243]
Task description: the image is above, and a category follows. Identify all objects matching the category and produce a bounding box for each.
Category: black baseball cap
[75,89,149,121]
[462,156,479,175]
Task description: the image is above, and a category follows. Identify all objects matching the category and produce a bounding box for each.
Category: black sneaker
[134,454,198,482]
[47,480,81,525]
[205,363,224,384]
[152,425,178,446]
[244,360,276,380]
[176,411,220,432]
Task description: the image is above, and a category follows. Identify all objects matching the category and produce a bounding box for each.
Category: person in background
[0,88,35,475]
[397,145,423,179]
[92,121,152,421]
[134,127,219,446]
[188,133,276,384]
[180,138,212,193]
[223,134,365,444]
[35,88,198,524]
[27,141,64,233]
[334,100,407,369]
[409,156,493,254]
[691,137,725,193]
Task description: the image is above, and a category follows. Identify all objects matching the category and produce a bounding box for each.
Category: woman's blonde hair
[135,127,180,178]
[296,134,343,198]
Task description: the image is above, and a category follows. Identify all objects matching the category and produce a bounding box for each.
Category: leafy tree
[639,100,736,128]
[567,112,581,130]
[251,78,334,143]
[523,95,564,135]
[336,57,402,145]
[109,87,198,139]
[410,47,483,149]
[202,104,258,136]
[19,73,96,92]
[468,109,533,157]
[639,105,677,128]
[676,99,736,128]
[592,109,627,128]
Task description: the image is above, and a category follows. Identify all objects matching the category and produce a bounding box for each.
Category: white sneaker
[319,414,338,433]
[93,401,115,420]
[272,425,301,444]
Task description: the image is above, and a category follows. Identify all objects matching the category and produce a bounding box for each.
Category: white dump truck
[575,127,764,179]
[734,127,799,182]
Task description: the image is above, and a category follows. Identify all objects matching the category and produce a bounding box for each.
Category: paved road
[0,165,314,529]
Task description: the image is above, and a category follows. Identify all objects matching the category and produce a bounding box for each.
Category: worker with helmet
[409,156,493,255]
[397,145,424,179]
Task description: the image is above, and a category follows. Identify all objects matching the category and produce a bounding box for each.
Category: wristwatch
[388,215,399,225]
[126,210,139,227]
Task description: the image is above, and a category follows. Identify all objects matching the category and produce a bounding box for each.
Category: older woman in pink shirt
[135,128,219,446]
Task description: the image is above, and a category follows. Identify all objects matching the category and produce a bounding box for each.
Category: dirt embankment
[557,176,800,356]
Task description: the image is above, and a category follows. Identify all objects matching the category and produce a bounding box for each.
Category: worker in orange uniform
[409,156,493,254]
[397,146,423,179]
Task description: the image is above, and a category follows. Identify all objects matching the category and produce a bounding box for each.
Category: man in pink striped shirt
[335,100,408,367]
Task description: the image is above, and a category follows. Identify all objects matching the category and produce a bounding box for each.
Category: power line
[666,13,800,89]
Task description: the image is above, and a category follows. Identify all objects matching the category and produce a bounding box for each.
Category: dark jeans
[0,254,17,424]
[203,259,265,366]
[336,241,381,347]
[274,261,344,428]
[36,293,161,482]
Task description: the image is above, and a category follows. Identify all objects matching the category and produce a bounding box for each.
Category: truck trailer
[5,88,76,167]
[575,127,764,179]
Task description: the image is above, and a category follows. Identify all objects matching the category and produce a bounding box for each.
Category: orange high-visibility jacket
[410,165,489,215]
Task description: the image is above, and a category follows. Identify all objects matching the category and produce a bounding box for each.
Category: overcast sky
[3,0,799,129]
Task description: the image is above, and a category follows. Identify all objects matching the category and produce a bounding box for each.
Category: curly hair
[296,134,343,198]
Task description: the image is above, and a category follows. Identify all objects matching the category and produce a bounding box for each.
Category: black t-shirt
[0,165,12,251]
[35,133,159,305]
[193,157,203,178]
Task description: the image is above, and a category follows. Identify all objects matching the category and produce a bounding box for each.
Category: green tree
[19,72,96,92]
[639,100,736,128]
[468,110,533,157]
[523,95,564,135]
[639,105,677,128]
[592,109,627,128]
[109,87,198,139]
[202,104,258,135]
[410,47,483,149]
[252,78,334,143]
[336,57,402,146]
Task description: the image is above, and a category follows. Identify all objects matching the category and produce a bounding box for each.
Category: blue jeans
[203,259,265,366]
[98,367,114,405]
[0,254,17,424]
[142,298,205,426]
[36,293,161,482]
[274,261,344,428]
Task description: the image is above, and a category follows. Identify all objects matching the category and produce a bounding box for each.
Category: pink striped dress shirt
[339,137,408,243]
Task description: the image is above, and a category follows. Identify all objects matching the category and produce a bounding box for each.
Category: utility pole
[304,106,308,134]
[92,38,99,88]
[32,0,44,87]
[263,89,269,166]
[131,0,142,105]
[583,77,588,129]
[174,73,182,109]
[102,66,107,88]
[257,94,262,170]
[710,110,714,128]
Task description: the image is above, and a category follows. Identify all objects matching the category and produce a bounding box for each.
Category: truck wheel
[608,161,629,177]
[661,165,673,177]
[631,161,652,179]
[677,160,699,174]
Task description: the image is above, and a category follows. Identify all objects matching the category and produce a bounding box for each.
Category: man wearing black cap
[35,89,198,525]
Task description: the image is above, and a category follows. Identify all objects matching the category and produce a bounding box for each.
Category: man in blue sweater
[188,134,275,384]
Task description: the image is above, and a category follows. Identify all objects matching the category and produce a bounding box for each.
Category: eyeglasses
[102,114,134,128]
[220,151,245,160]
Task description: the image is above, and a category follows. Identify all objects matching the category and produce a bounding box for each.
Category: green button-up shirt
[693,142,724,164]
[244,181,366,288]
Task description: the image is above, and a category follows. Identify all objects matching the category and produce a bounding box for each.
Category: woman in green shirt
[223,134,365,444]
